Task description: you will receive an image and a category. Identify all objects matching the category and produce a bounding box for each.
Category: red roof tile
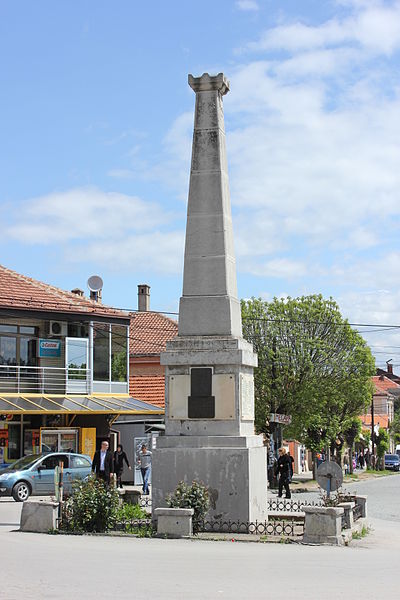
[129,375,165,408]
[0,264,128,319]
[361,414,389,429]
[372,375,400,394]
[130,311,178,356]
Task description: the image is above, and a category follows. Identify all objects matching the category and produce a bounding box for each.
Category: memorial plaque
[240,373,254,420]
[188,367,215,418]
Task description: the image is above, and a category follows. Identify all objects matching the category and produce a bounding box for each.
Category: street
[1,475,399,600]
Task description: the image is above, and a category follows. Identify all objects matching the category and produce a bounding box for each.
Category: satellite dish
[87,275,103,292]
[316,461,343,496]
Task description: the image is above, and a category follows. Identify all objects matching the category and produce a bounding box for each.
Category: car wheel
[12,481,31,502]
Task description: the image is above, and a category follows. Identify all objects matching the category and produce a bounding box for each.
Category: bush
[166,480,210,533]
[115,502,148,521]
[61,477,119,533]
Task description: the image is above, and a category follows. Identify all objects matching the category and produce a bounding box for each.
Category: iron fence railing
[267,498,323,512]
[198,519,304,537]
[0,365,91,394]
[353,503,362,521]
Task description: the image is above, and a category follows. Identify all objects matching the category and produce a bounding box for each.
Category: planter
[303,506,344,545]
[20,501,59,533]
[338,502,355,530]
[154,507,194,538]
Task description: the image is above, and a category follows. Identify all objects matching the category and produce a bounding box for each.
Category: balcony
[0,365,91,395]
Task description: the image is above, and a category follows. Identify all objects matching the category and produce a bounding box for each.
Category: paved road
[289,472,400,521]
[0,476,399,600]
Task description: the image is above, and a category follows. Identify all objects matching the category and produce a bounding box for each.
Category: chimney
[387,360,393,375]
[71,288,84,297]
[90,289,102,303]
[138,284,150,312]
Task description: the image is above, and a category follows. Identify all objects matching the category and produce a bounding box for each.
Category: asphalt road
[0,476,399,600]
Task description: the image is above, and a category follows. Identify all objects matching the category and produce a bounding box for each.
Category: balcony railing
[0,365,91,395]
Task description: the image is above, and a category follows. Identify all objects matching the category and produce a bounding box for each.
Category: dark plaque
[188,367,215,418]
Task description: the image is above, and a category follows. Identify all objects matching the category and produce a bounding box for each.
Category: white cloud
[5,187,174,244]
[236,0,259,11]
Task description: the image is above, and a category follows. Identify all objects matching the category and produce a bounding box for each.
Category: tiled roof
[372,375,400,394]
[129,375,165,408]
[0,264,128,320]
[130,311,178,356]
[361,414,389,429]
[376,368,400,383]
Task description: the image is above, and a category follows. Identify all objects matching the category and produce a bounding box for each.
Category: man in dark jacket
[276,447,292,499]
[92,440,114,484]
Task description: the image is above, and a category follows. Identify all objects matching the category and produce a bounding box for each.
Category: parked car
[0,452,92,501]
[384,453,400,471]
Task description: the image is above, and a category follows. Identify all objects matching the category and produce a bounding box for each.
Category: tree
[375,427,390,470]
[241,295,375,472]
[390,413,400,446]
[343,417,362,474]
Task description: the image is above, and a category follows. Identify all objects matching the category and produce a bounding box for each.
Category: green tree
[343,417,362,474]
[241,295,375,471]
[390,413,400,445]
[375,427,390,470]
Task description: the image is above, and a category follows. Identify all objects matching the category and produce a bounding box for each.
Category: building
[360,374,399,452]
[0,265,163,465]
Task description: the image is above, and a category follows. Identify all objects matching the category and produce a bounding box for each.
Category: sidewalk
[277,468,398,494]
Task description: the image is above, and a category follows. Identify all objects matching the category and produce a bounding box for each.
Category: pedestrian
[92,440,114,485]
[137,443,152,495]
[287,452,294,481]
[276,447,291,499]
[113,444,131,488]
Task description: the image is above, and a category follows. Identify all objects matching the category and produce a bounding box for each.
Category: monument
[152,73,267,522]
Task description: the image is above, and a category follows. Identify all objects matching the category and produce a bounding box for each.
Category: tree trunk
[312,450,317,480]
[349,447,353,474]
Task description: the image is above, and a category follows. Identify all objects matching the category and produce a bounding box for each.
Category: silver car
[0,452,92,501]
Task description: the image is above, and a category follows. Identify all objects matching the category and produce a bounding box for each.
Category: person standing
[137,443,152,495]
[92,440,114,484]
[276,447,292,499]
[113,444,131,488]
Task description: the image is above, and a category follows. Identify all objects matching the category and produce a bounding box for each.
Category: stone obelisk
[152,73,267,523]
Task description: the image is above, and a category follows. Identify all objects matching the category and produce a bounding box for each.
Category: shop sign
[269,413,292,425]
[0,429,8,447]
[38,339,61,358]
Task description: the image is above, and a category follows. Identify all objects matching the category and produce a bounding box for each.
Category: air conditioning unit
[49,321,68,337]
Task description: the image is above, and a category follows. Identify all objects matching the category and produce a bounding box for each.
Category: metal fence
[0,365,91,394]
[199,519,304,537]
[267,498,322,512]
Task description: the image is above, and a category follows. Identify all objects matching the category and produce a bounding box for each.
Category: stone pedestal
[20,501,59,533]
[303,506,344,545]
[154,508,194,537]
[153,435,267,522]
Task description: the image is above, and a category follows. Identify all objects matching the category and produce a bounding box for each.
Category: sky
[1,0,400,367]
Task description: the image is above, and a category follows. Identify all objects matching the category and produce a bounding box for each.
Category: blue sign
[38,339,61,358]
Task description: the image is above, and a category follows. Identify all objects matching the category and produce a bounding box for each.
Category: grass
[352,526,369,540]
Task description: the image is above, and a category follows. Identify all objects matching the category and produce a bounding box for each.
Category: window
[111,325,127,382]
[93,323,128,383]
[71,455,91,468]
[41,455,69,469]
[93,323,110,381]
[0,324,37,367]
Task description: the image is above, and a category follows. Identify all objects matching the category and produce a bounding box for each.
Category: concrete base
[152,435,268,522]
[303,506,344,546]
[155,508,194,537]
[20,501,59,533]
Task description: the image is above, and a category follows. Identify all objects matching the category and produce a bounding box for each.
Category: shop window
[0,336,17,366]
[0,325,37,368]
[7,424,21,460]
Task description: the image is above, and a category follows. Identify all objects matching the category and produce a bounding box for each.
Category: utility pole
[371,396,375,469]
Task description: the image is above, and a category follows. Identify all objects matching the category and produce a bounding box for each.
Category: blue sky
[1,0,400,366]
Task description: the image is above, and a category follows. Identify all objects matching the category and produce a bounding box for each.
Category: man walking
[276,447,292,499]
[137,443,152,495]
[92,440,114,484]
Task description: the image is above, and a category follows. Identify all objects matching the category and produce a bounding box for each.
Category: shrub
[166,480,210,533]
[61,477,119,533]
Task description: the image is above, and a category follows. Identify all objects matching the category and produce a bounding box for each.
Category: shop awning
[0,394,164,415]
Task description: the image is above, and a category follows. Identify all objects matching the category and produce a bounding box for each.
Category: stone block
[123,489,141,505]
[338,502,355,529]
[355,495,368,518]
[20,501,59,533]
[154,508,194,537]
[303,506,344,545]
